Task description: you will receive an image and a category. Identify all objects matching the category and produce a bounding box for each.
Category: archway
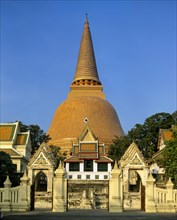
[33,171,51,210]
[35,171,47,192]
[123,170,143,210]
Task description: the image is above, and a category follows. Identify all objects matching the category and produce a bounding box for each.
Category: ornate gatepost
[52,162,67,212]
[166,178,175,213]
[3,176,12,211]
[19,170,31,211]
[145,173,156,212]
[109,162,123,212]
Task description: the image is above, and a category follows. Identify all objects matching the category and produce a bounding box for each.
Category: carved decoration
[33,152,49,166]
[129,170,138,185]
[67,181,108,209]
[129,155,143,165]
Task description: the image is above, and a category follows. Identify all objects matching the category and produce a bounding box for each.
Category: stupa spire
[72,16,101,86]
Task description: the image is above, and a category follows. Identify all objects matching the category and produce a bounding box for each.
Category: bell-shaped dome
[48,96,124,145]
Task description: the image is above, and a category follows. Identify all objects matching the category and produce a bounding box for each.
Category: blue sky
[1,0,176,133]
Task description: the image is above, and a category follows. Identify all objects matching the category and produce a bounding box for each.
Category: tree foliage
[108,112,175,160]
[172,110,177,124]
[19,121,51,155]
[161,129,177,187]
[0,151,21,187]
[47,145,67,168]
[108,136,131,161]
[128,112,174,158]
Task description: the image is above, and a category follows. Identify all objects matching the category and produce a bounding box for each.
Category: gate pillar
[109,162,123,212]
[52,163,67,212]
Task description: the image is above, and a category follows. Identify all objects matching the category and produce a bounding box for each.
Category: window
[69,175,72,179]
[84,160,93,171]
[77,175,81,179]
[69,162,80,171]
[86,175,90,179]
[95,175,99,180]
[97,163,108,172]
[104,175,108,179]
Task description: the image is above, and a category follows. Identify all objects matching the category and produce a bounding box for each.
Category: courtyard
[3,210,177,220]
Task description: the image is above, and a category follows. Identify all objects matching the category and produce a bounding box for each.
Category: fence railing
[0,173,30,212]
[146,173,177,213]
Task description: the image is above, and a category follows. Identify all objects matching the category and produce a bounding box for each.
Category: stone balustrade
[146,173,177,213]
[0,172,30,212]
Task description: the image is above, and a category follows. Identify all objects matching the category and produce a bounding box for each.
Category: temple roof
[0,148,23,157]
[119,142,147,168]
[64,156,113,163]
[157,125,176,149]
[72,17,101,86]
[28,144,56,168]
[0,123,17,141]
[0,122,30,145]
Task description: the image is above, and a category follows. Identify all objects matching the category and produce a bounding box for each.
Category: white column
[53,163,67,212]
[80,162,84,172]
[93,161,97,172]
[109,162,123,212]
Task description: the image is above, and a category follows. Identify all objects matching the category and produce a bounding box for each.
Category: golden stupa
[47,18,124,154]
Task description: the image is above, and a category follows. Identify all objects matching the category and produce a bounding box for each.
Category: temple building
[26,17,123,210]
[0,122,31,173]
[47,17,124,154]
[0,18,176,213]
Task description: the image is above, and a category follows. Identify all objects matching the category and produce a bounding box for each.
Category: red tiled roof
[163,131,173,141]
[64,156,113,163]
[64,156,83,163]
[95,156,114,163]
[158,127,175,149]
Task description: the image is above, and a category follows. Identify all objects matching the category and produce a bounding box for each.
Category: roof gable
[128,153,144,166]
[32,152,50,166]
[120,142,146,168]
[79,125,97,141]
[28,144,55,168]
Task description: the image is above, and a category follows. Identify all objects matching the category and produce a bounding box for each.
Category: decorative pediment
[129,153,143,166]
[120,142,146,168]
[28,144,55,168]
[79,125,97,142]
[32,152,50,166]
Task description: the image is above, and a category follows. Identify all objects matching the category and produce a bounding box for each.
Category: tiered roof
[64,124,113,163]
[0,122,30,145]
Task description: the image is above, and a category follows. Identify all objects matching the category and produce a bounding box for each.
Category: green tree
[161,129,177,187]
[172,110,177,124]
[0,151,20,187]
[128,112,174,158]
[108,136,131,161]
[18,121,51,155]
[108,112,175,160]
[47,145,67,168]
